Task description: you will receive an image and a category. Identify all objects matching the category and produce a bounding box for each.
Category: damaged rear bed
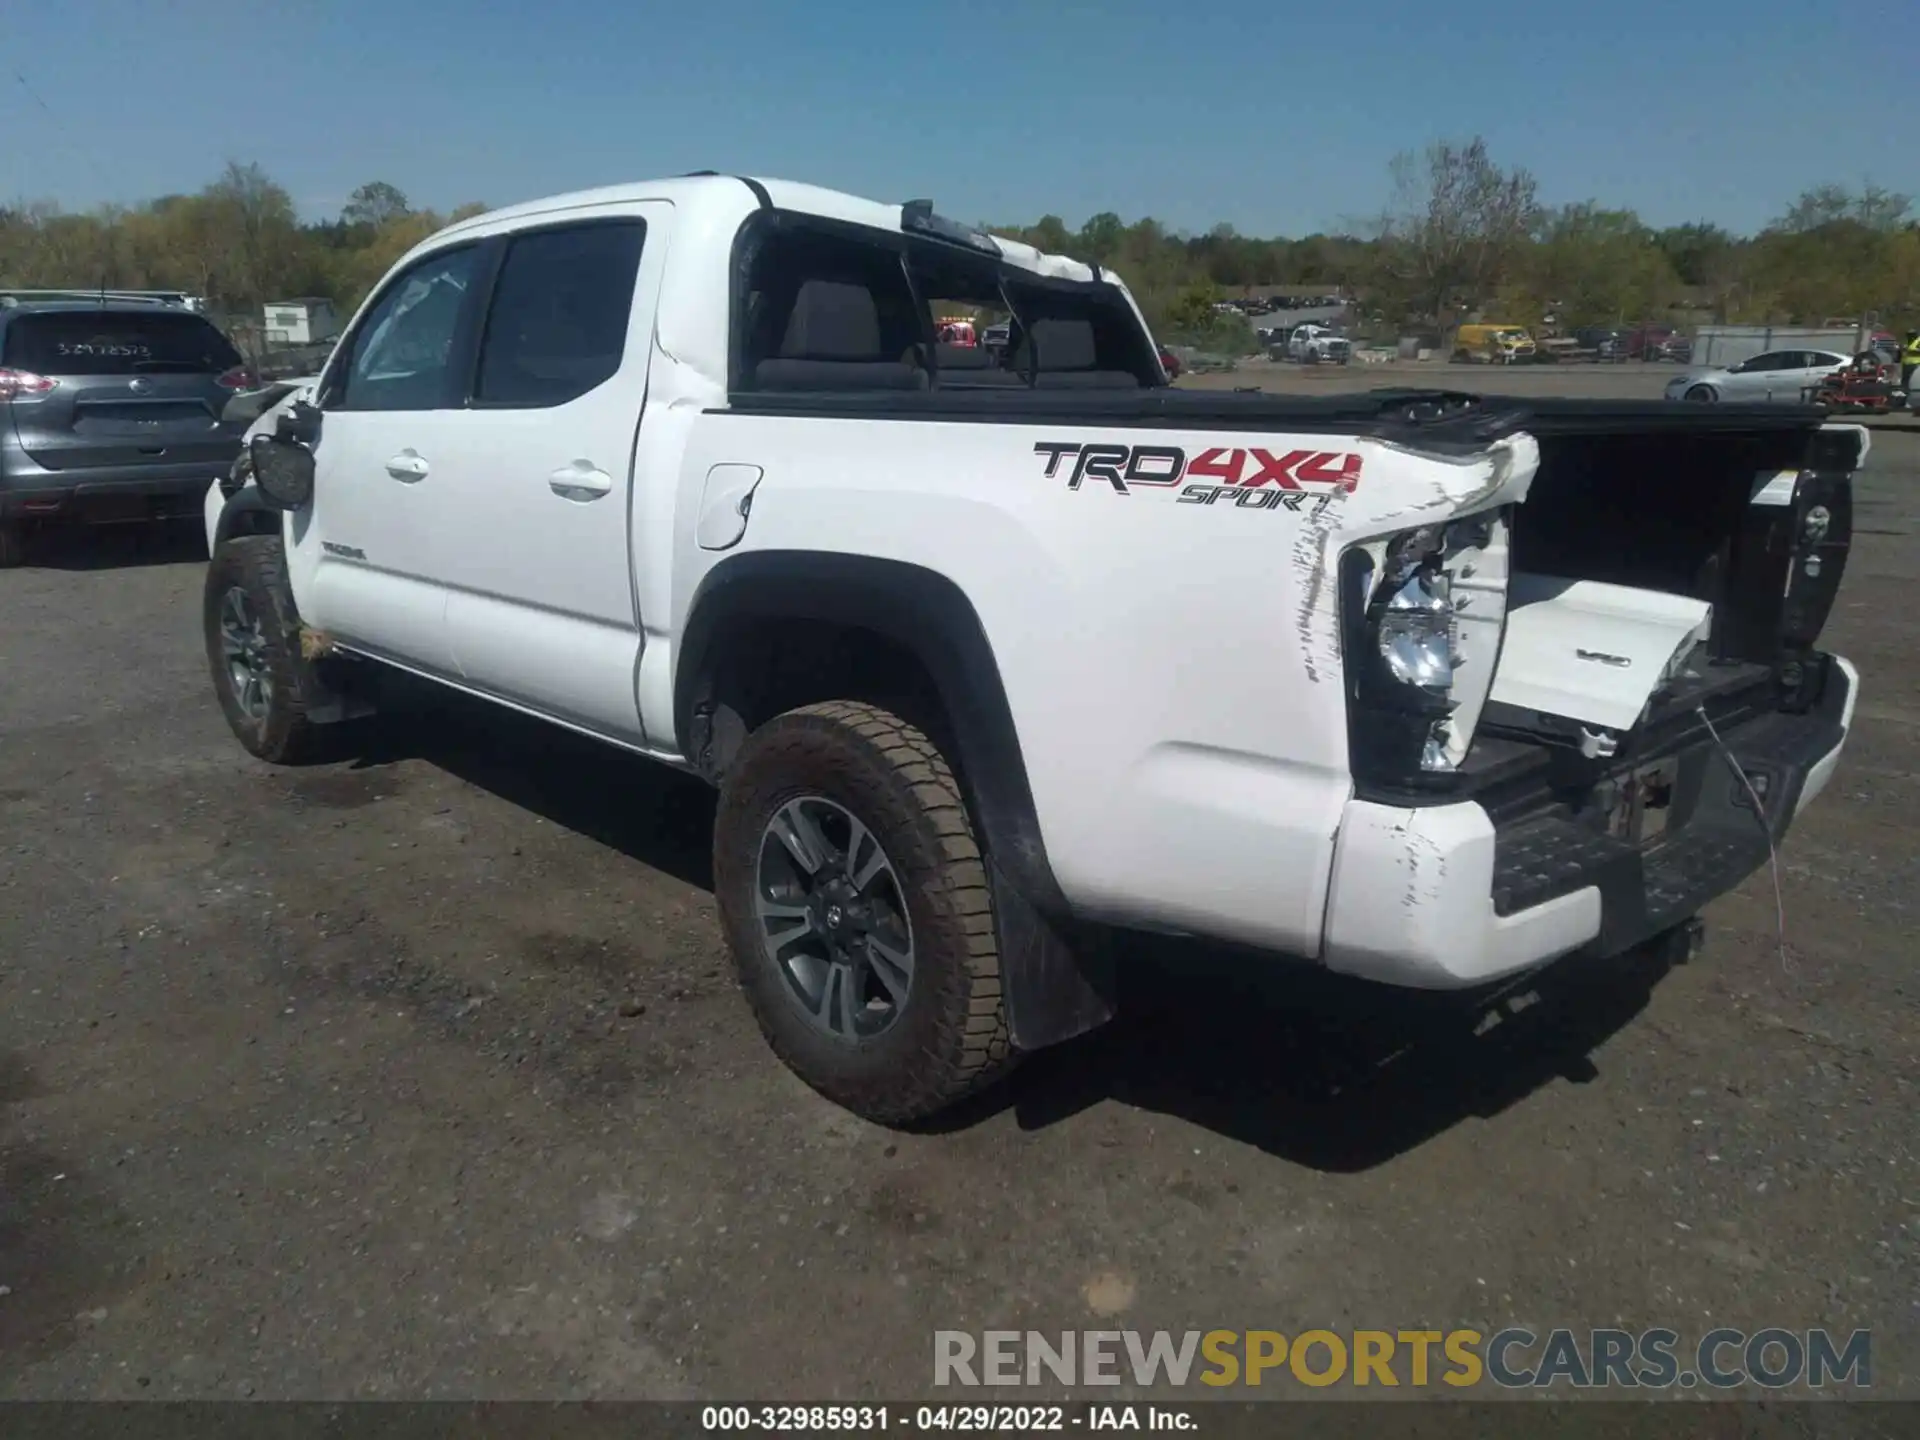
[1323,394,1861,981]
[733,383,1860,985]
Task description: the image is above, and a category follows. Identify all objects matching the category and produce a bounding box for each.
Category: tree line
[4,142,1916,355]
[0,165,486,354]
[1002,139,1916,348]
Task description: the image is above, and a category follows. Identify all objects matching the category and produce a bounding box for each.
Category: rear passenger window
[475,220,646,407]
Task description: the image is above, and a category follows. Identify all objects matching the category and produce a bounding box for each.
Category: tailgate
[4,309,245,471]
[13,377,237,471]
[1477,419,1855,762]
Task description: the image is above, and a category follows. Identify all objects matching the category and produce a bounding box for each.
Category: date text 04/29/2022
[699,1405,1190,1431]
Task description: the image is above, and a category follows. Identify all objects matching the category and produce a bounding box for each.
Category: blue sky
[5,0,1911,237]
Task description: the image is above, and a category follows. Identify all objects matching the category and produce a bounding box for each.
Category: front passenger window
[332,246,478,412]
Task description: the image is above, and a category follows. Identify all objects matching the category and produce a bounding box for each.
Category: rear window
[733,218,1159,393]
[2,311,243,377]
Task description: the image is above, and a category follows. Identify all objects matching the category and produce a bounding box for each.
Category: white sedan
[1666,349,1849,404]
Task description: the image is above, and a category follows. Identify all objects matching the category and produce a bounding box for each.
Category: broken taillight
[0,367,57,400]
[1341,511,1513,785]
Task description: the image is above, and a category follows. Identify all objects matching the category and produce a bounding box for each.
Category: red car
[1158,344,1182,380]
[1624,326,1692,363]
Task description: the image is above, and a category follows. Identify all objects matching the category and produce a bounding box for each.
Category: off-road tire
[0,522,25,569]
[714,700,1012,1125]
[203,535,327,764]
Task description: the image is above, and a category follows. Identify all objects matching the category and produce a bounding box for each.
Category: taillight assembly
[1340,510,1512,790]
[0,368,58,400]
[216,367,259,390]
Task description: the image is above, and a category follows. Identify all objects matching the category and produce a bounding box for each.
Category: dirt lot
[2,365,1916,1401]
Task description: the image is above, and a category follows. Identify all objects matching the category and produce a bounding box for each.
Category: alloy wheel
[754,795,915,1043]
[218,585,274,723]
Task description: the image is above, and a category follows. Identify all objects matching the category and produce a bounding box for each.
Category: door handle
[549,462,613,501]
[385,451,429,482]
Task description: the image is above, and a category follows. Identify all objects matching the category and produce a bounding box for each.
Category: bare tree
[1773,183,1912,235]
[1370,137,1540,326]
[341,181,412,229]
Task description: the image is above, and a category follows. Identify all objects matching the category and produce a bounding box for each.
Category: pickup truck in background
[206,174,1863,1125]
[1452,324,1538,364]
[1285,323,1352,365]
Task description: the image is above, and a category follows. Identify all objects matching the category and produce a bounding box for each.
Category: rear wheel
[203,535,327,763]
[1685,384,1717,402]
[713,700,1012,1125]
[0,522,25,569]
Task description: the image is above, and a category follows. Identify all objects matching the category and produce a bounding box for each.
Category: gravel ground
[1,373,1916,1402]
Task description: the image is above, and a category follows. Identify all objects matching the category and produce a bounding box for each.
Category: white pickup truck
[204,174,1863,1125]
[1286,323,1352,365]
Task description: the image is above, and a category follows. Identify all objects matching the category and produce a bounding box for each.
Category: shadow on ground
[998,933,1680,1169]
[335,688,1681,1169]
[346,689,716,892]
[11,519,207,572]
[0,1053,141,1369]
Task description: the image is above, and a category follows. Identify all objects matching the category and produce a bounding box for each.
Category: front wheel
[203,535,327,763]
[713,700,1012,1125]
[1685,384,1717,402]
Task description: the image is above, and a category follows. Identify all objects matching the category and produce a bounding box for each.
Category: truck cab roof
[433,173,1105,288]
[385,173,1141,394]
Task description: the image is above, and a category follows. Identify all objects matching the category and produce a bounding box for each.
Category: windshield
[3,310,242,376]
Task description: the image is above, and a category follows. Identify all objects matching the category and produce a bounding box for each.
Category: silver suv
[0,301,253,566]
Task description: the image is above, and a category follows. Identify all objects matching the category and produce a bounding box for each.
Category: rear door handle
[549,462,613,501]
[385,450,429,482]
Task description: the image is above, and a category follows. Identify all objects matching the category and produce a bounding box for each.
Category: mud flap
[989,860,1116,1052]
[288,625,377,726]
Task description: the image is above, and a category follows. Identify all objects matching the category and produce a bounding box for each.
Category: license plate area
[1602,756,1680,847]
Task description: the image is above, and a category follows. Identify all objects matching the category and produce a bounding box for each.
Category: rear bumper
[1321,656,1857,989]
[0,454,236,523]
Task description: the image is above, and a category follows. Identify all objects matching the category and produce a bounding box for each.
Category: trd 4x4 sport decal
[1033,442,1361,515]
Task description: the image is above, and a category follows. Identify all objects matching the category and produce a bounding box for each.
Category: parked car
[1157,344,1182,379]
[1570,327,1628,360]
[207,173,1862,1126]
[1,300,255,565]
[1665,349,1850,404]
[1624,327,1691,363]
[1451,324,1536,364]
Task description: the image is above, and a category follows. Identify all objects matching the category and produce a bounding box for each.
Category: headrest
[779,279,883,360]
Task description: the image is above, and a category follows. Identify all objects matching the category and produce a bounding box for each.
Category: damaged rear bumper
[1320,655,1857,989]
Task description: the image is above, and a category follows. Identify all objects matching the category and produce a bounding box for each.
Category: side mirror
[276,399,322,445]
[249,434,316,511]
